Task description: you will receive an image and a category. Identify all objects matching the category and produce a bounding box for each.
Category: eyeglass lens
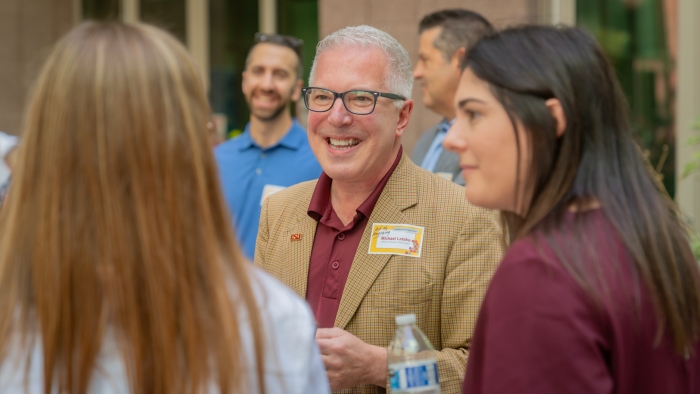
[305,88,376,114]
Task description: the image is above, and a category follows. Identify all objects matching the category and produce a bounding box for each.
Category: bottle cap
[395,314,416,325]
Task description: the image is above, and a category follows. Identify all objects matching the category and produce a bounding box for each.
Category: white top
[0,131,18,185]
[0,268,330,394]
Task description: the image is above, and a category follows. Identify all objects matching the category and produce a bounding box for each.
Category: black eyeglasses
[302,87,407,115]
[254,32,303,58]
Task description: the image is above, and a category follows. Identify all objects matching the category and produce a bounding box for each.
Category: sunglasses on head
[254,32,304,58]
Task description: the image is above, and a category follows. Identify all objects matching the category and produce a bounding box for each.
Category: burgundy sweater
[463,209,700,393]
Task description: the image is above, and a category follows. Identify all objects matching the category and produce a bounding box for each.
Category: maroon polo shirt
[306,147,403,328]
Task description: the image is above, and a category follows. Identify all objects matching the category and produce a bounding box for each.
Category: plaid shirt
[255,154,504,394]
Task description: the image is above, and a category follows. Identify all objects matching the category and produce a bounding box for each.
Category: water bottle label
[388,360,439,391]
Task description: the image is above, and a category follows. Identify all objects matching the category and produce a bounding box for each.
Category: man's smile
[327,137,361,150]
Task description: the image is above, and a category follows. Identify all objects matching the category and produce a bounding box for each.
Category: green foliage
[685,117,700,261]
[682,117,700,179]
[691,231,700,263]
[593,27,631,61]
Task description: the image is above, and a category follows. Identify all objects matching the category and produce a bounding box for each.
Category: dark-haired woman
[444,26,700,393]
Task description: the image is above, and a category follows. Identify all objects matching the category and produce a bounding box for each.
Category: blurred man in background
[412,9,494,185]
[215,33,322,260]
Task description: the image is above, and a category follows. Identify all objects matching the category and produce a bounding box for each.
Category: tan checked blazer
[255,154,503,394]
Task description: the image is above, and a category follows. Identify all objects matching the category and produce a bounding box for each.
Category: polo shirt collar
[437,118,455,132]
[238,119,306,152]
[308,146,403,221]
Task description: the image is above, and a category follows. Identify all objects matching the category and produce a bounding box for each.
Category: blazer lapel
[284,202,318,299]
[334,154,419,329]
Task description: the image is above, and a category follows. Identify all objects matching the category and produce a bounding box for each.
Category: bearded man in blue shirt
[215,33,322,260]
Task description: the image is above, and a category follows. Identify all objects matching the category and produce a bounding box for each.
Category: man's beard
[247,87,295,122]
[251,101,289,122]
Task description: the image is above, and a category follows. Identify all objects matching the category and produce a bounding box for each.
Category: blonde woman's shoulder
[245,267,330,394]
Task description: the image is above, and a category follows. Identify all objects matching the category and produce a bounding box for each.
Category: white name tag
[260,184,286,206]
[368,223,425,258]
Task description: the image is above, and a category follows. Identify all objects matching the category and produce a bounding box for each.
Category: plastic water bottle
[387,314,440,394]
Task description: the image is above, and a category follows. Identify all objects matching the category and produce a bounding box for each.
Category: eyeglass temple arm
[378,92,406,100]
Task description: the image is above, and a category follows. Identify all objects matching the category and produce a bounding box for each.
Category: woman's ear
[545,98,567,137]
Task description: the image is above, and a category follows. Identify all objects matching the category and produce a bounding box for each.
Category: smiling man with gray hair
[255,25,503,394]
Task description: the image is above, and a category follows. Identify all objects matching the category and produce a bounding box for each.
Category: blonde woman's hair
[0,21,266,393]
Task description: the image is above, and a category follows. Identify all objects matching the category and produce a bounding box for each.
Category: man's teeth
[329,138,360,149]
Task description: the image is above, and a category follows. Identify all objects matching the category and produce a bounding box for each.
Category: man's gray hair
[309,25,413,108]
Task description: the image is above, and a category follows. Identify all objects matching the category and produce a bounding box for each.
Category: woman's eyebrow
[457,98,487,109]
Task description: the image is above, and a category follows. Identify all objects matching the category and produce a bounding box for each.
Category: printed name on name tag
[260,184,286,206]
[368,223,425,258]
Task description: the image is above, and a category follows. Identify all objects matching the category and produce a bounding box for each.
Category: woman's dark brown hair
[463,25,700,355]
[0,22,266,393]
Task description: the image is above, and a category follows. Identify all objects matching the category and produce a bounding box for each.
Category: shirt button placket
[256,151,264,175]
[331,261,340,270]
[337,233,346,240]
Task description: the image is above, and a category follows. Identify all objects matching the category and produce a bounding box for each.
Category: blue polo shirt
[215,120,322,260]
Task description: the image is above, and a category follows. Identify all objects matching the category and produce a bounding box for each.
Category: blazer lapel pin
[290,233,302,241]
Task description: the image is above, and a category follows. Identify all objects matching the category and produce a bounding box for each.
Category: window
[141,0,187,44]
[578,0,675,195]
[82,0,120,20]
[209,0,319,138]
